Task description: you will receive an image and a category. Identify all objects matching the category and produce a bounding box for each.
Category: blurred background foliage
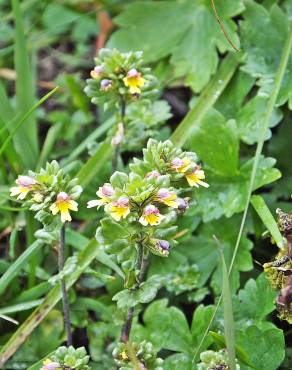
[0,0,291,369]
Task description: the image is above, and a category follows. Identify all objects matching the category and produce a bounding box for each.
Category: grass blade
[171,52,241,148]
[251,195,284,249]
[193,22,292,363]
[12,0,38,167]
[0,240,43,296]
[77,141,112,188]
[0,300,43,315]
[0,314,19,326]
[215,236,236,370]
[0,87,59,158]
[0,239,99,366]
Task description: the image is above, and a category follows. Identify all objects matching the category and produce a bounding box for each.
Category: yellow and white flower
[185,167,209,188]
[139,204,164,226]
[156,188,178,208]
[41,358,61,370]
[171,157,191,173]
[87,183,115,209]
[49,192,78,223]
[109,196,130,221]
[123,68,146,94]
[10,175,37,200]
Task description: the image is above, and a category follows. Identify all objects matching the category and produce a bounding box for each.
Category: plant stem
[58,224,72,346]
[120,244,147,343]
[112,97,126,171]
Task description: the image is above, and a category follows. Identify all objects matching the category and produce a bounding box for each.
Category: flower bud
[145,170,161,179]
[157,239,170,251]
[100,79,112,91]
[176,197,189,213]
[90,65,104,79]
[16,175,36,187]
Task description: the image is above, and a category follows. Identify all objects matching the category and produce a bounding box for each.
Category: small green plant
[40,346,91,370]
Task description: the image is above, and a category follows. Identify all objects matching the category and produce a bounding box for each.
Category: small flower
[176,197,189,214]
[157,239,170,252]
[145,170,161,179]
[139,204,164,226]
[87,183,115,209]
[49,192,78,223]
[109,196,130,221]
[123,68,146,94]
[41,359,61,370]
[100,79,112,91]
[156,188,178,208]
[90,65,104,79]
[10,175,37,200]
[185,166,209,188]
[171,157,191,173]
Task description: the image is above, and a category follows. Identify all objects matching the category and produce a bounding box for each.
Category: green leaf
[237,326,285,370]
[0,241,42,296]
[109,0,243,91]
[236,96,282,145]
[100,218,128,244]
[0,300,43,315]
[191,305,216,353]
[0,239,99,367]
[186,110,239,176]
[133,299,193,354]
[12,0,38,167]
[77,142,112,188]
[171,52,241,148]
[219,244,236,370]
[241,2,292,107]
[251,195,284,249]
[164,353,193,370]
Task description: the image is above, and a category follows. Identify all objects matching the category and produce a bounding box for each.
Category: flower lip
[171,157,185,168]
[127,68,140,78]
[114,196,130,207]
[157,188,171,200]
[57,191,70,201]
[16,175,36,187]
[101,184,115,197]
[145,170,161,179]
[100,79,112,91]
[144,204,159,215]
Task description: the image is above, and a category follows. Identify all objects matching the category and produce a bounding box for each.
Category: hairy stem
[59,224,72,346]
[112,97,126,171]
[120,244,147,343]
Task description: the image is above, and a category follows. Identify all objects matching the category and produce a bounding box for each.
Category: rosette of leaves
[84,48,158,109]
[48,346,91,370]
[197,349,240,370]
[23,161,82,243]
[130,139,197,187]
[109,99,172,152]
[112,340,163,370]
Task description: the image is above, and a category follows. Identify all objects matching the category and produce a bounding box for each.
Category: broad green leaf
[134,299,193,354]
[171,52,241,148]
[237,326,285,370]
[236,96,282,145]
[100,218,128,244]
[191,305,216,352]
[164,353,193,370]
[241,2,292,107]
[234,274,277,329]
[109,0,243,91]
[251,195,284,249]
[187,110,239,176]
[12,0,38,167]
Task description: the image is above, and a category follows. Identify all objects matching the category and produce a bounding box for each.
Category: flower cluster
[40,346,91,370]
[113,340,163,370]
[10,161,82,242]
[89,139,208,260]
[264,208,292,323]
[85,48,158,109]
[197,349,240,370]
[10,162,81,224]
[130,139,209,189]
